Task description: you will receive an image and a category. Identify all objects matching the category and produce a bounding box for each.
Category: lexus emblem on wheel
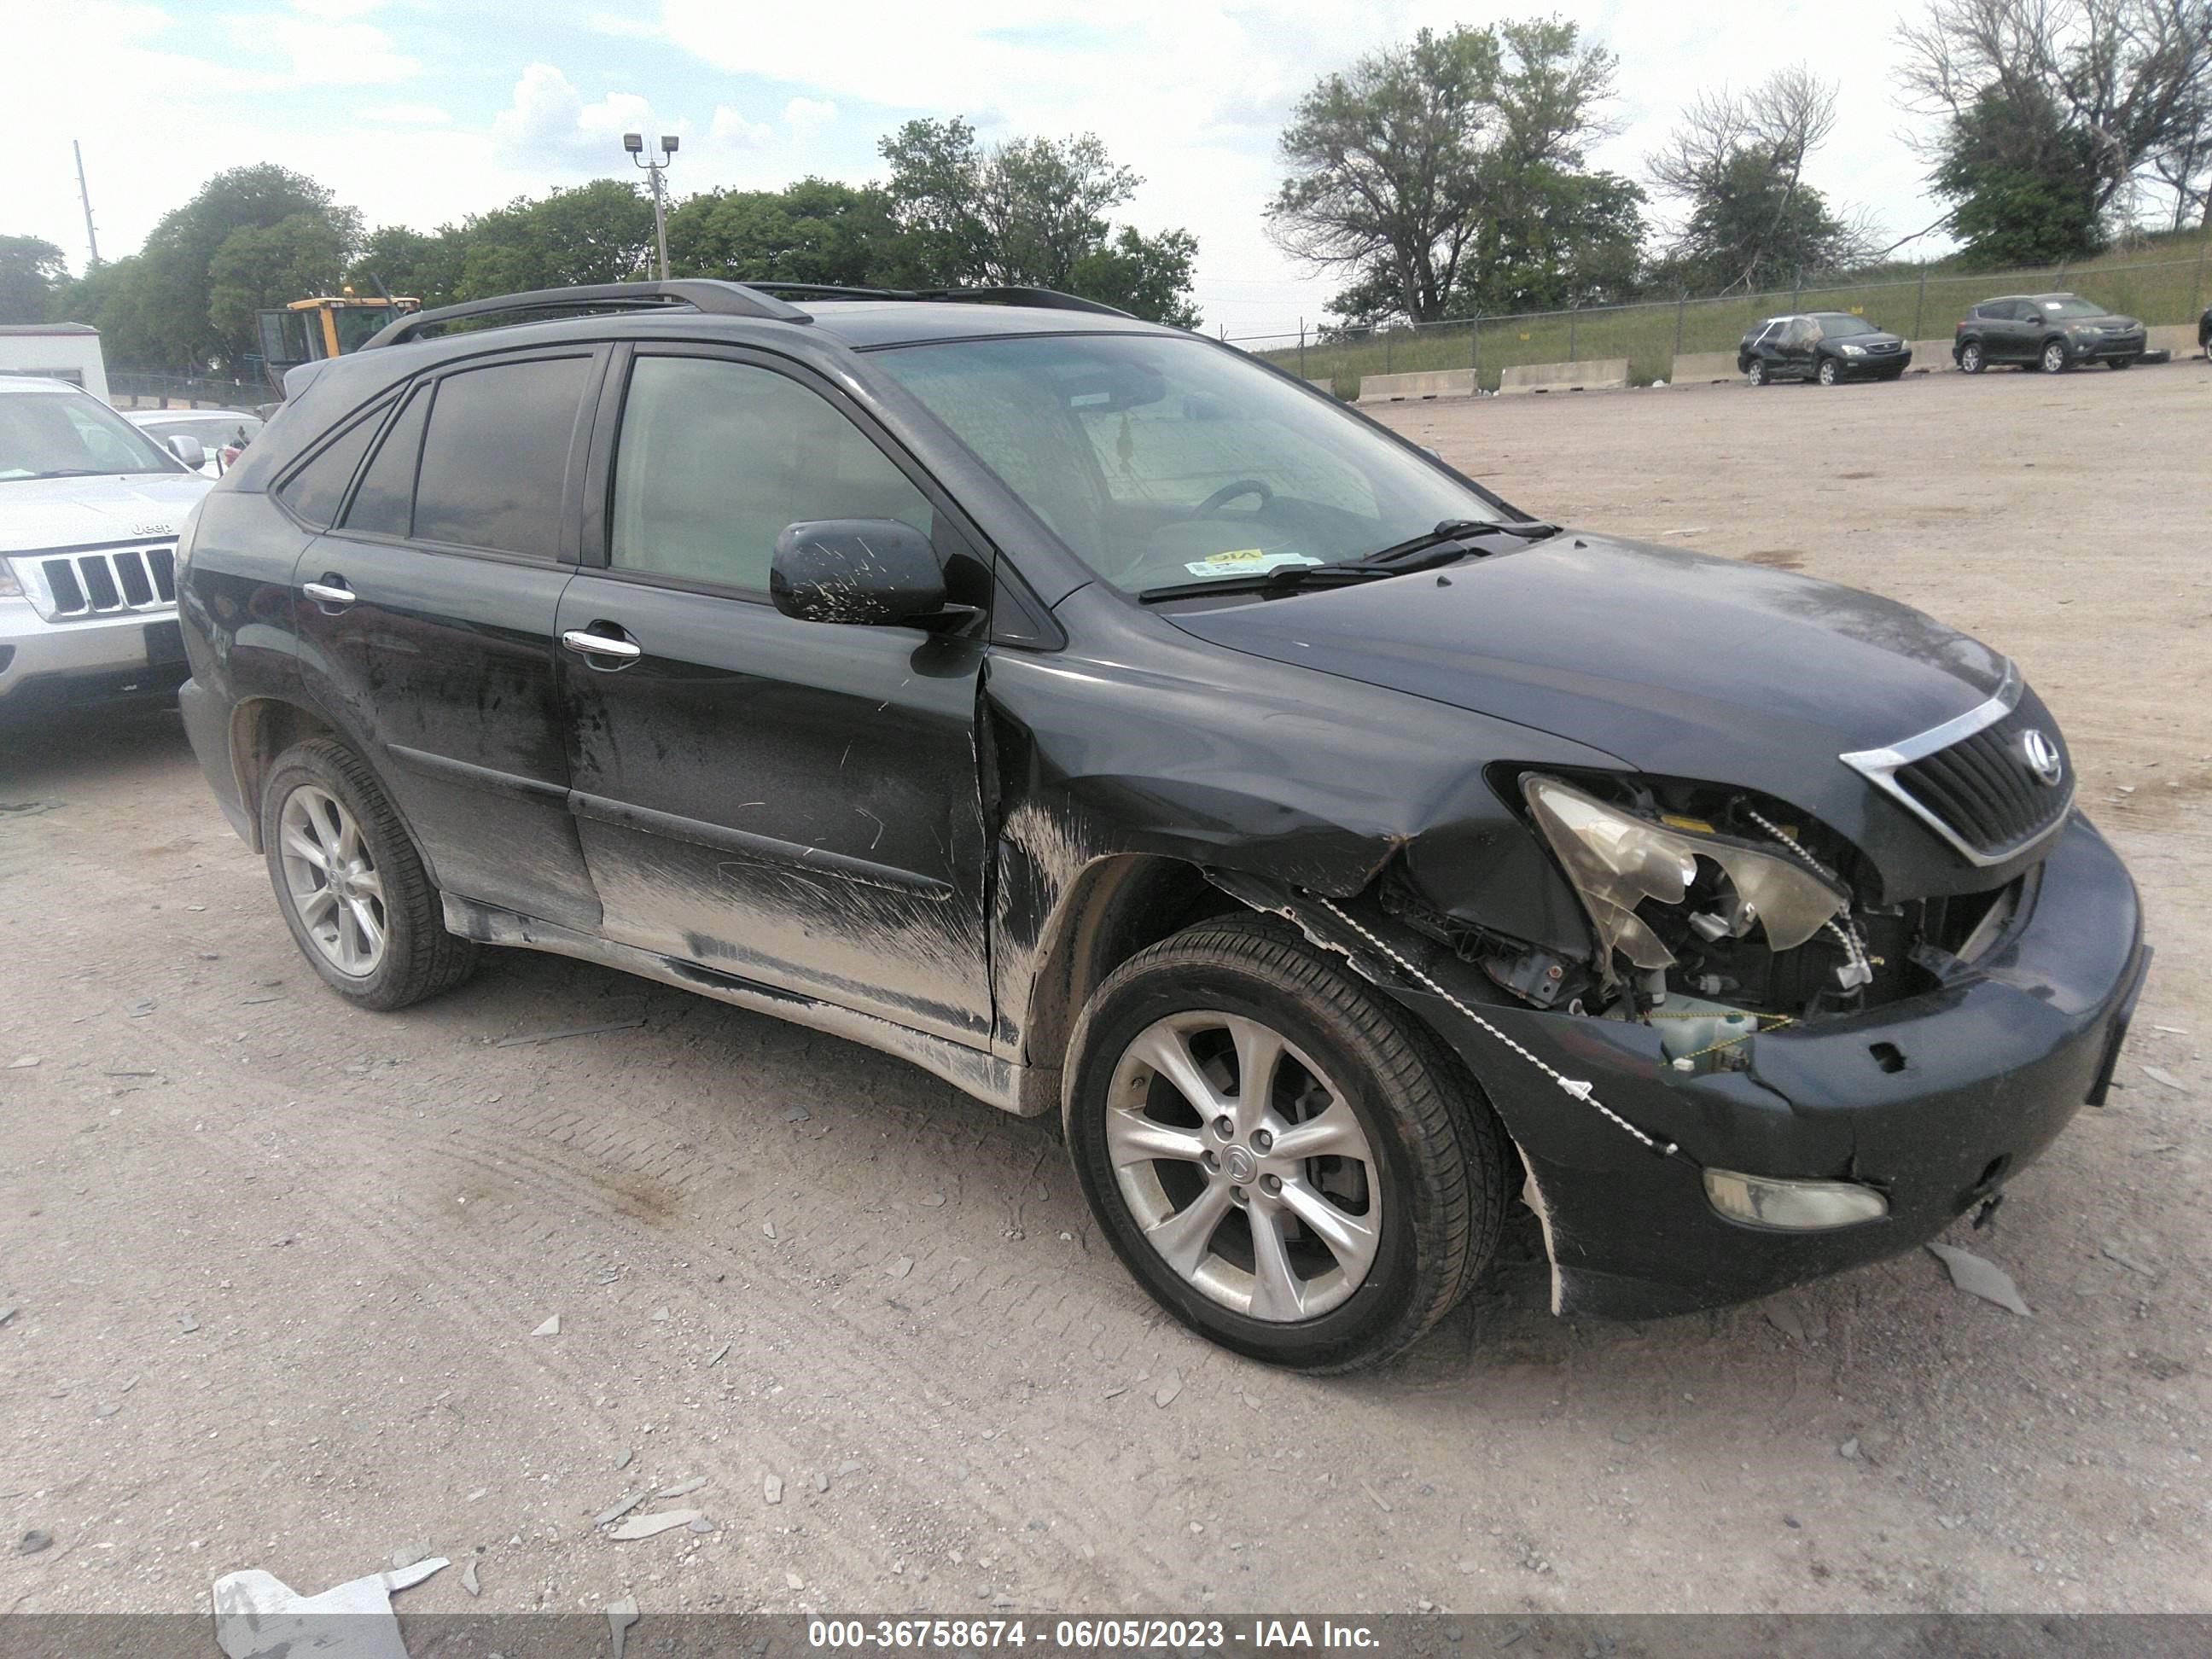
[2021,729,2065,787]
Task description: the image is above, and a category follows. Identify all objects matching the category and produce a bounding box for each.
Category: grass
[1251,236,2212,396]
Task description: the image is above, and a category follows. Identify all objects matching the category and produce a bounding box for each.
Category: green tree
[878,118,1198,323]
[131,166,358,370]
[1646,67,1872,292]
[0,235,69,323]
[1069,226,1202,329]
[207,211,360,344]
[1268,20,1630,323]
[1933,87,2104,265]
[451,180,657,300]
[666,178,905,288]
[350,224,468,308]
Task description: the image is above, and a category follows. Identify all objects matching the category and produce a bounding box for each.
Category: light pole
[625,131,678,281]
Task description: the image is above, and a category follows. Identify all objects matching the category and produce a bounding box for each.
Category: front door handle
[302,578,356,608]
[562,627,643,664]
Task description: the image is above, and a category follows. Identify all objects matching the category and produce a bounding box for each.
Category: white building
[0,323,109,403]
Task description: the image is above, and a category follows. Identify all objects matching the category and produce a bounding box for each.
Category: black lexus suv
[1737,311,1912,385]
[174,279,2148,1371]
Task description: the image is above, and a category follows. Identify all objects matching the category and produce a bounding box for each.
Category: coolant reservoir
[1656,995,1761,1071]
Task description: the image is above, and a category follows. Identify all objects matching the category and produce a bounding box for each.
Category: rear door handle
[302,578,356,608]
[562,627,643,663]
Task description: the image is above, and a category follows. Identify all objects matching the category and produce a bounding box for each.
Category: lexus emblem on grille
[2020,729,2064,788]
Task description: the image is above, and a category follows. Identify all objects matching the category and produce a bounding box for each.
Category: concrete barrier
[2146,323,2202,359]
[1908,340,1955,370]
[1669,351,1742,383]
[1354,368,1476,405]
[1497,357,1627,395]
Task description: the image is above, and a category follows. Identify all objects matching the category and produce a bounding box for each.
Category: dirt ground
[3,363,2208,1621]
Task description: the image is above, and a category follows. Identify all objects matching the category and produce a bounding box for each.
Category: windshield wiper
[1138,518,1563,604]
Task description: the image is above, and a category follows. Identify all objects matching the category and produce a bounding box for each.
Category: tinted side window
[276,400,390,528]
[411,356,591,558]
[609,357,934,593]
[342,384,429,538]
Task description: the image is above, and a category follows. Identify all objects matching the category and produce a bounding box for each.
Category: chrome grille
[23,544,178,620]
[1841,670,2075,868]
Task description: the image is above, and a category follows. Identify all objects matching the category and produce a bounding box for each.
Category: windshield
[0,388,182,481]
[333,305,400,352]
[1818,315,1877,338]
[875,334,1508,594]
[2043,296,2109,318]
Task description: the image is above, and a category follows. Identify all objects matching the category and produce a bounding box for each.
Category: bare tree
[1895,0,2212,220]
[1646,67,1871,291]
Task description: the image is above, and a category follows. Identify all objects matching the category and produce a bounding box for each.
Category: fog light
[1703,1168,1888,1231]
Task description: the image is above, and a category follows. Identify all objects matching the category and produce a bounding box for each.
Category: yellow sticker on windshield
[1183,550,1321,578]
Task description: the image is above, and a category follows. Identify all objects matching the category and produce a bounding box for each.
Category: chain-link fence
[1229,244,2212,395]
[107,372,266,411]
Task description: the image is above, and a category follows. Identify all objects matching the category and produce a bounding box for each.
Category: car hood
[1163,533,2011,822]
[0,473,210,556]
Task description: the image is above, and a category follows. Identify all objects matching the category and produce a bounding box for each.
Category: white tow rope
[1315,898,1678,1158]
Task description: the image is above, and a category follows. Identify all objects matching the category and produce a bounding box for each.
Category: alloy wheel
[277,784,387,977]
[1959,342,1983,374]
[2041,341,2069,374]
[1103,1010,1382,1322]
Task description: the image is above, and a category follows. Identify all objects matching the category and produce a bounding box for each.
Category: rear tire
[1745,359,1767,387]
[1064,914,1506,1372]
[1958,341,1985,375]
[2105,356,2133,370]
[260,738,477,1011]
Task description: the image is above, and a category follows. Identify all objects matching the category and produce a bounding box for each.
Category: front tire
[1816,356,1841,387]
[1065,915,1506,1371]
[2040,339,2070,374]
[260,738,477,1011]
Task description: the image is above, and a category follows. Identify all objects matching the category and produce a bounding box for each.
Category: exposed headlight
[1703,1167,1888,1230]
[0,558,20,600]
[1839,343,1865,357]
[1522,776,1848,973]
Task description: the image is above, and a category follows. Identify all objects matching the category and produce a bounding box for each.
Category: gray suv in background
[1954,293,2146,375]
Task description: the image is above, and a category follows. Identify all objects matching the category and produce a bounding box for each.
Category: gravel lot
[3,362,2208,1620]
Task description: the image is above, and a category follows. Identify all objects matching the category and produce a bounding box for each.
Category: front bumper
[2070,333,2145,363]
[1377,812,2146,1318]
[0,597,189,718]
[1842,347,1911,375]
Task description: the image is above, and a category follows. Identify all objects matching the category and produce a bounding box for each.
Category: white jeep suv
[0,376,212,720]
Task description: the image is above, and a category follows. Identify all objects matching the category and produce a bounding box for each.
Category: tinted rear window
[276,400,390,528]
[410,356,591,558]
[342,383,429,538]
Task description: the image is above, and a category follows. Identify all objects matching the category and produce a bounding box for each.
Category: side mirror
[167,434,207,470]
[771,519,946,626]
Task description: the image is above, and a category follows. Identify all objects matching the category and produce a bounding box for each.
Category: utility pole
[73,139,100,266]
[624,132,678,280]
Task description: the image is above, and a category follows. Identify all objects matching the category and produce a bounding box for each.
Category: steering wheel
[1191,478,1272,516]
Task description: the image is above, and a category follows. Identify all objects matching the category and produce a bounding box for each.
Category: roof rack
[748,282,1133,318]
[360,279,812,350]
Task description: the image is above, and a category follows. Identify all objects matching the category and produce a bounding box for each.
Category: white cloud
[492,63,663,170]
[247,13,418,84]
[364,102,451,126]
[286,0,387,17]
[711,105,775,149]
[783,96,838,136]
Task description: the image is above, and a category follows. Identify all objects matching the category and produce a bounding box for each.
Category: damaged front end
[1385,766,2034,1076]
[1220,770,2149,1322]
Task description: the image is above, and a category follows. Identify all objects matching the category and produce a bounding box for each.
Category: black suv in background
[1737,312,1912,385]
[1954,293,2146,374]
[175,279,2147,1371]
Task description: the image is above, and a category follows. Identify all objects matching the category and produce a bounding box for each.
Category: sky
[3,0,1954,341]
